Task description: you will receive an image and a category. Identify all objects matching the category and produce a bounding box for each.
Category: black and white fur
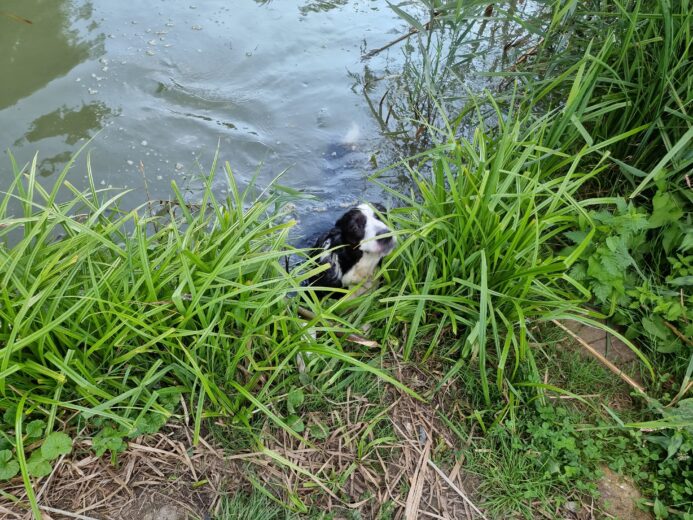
[307,203,396,297]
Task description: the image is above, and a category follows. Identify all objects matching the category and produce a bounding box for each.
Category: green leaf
[554,436,577,451]
[680,231,693,252]
[25,420,45,440]
[130,413,167,438]
[642,317,669,341]
[286,415,305,433]
[668,276,693,287]
[309,423,329,440]
[653,498,669,518]
[26,451,52,478]
[593,281,614,302]
[565,230,588,244]
[41,432,72,461]
[92,427,126,458]
[662,225,683,253]
[569,263,587,281]
[665,432,683,460]
[3,406,17,426]
[649,192,683,228]
[0,450,20,480]
[287,388,305,414]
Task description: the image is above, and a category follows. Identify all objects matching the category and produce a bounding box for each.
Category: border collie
[307,203,396,297]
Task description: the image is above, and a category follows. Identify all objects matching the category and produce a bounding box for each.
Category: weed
[216,488,294,520]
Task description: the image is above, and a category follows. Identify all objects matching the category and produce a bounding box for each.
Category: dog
[307,203,396,297]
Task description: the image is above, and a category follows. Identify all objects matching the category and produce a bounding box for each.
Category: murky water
[1,0,417,231]
[1,1,543,236]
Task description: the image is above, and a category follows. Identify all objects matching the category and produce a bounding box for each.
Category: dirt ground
[0,360,492,519]
[0,324,653,519]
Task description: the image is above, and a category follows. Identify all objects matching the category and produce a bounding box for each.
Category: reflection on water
[0,0,95,110]
[36,151,75,177]
[299,1,350,15]
[253,0,349,14]
[2,0,404,230]
[17,102,114,146]
[355,0,545,155]
[1,0,112,184]
[12,100,115,177]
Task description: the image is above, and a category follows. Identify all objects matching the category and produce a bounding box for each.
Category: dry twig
[552,320,645,394]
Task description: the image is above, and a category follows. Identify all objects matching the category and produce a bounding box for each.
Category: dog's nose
[376,229,394,244]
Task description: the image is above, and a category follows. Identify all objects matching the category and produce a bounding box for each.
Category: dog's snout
[376,229,393,243]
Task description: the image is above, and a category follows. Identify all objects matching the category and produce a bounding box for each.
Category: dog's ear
[336,208,366,244]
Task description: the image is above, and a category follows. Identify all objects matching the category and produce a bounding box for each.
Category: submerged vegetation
[1,0,692,518]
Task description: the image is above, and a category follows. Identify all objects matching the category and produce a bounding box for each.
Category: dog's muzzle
[375,230,396,254]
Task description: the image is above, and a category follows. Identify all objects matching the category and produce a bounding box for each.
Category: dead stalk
[552,320,645,394]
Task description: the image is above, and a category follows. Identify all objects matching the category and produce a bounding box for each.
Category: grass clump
[0,151,416,515]
[364,0,691,515]
[370,96,651,411]
[216,489,294,520]
[526,0,692,393]
[535,0,692,192]
[1,152,302,436]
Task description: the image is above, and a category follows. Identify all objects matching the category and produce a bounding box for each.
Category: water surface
[1,0,543,234]
[1,0,410,230]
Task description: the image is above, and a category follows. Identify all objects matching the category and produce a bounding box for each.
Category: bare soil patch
[597,466,652,520]
[0,424,231,520]
[1,361,486,519]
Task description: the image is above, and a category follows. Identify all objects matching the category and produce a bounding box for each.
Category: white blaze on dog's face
[355,203,396,256]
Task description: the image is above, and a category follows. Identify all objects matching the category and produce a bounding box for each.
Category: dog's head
[335,203,396,256]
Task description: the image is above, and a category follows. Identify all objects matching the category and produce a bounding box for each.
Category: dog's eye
[336,209,366,243]
[347,213,366,239]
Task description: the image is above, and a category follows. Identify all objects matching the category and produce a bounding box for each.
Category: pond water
[1,1,543,236]
[1,0,417,233]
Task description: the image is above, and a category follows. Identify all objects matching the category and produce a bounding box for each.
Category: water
[1,0,414,232]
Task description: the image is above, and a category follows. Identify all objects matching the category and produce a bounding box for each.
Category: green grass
[216,489,294,520]
[366,92,651,414]
[0,150,416,513]
[2,1,691,518]
[534,0,692,196]
[358,0,692,514]
[373,0,690,398]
